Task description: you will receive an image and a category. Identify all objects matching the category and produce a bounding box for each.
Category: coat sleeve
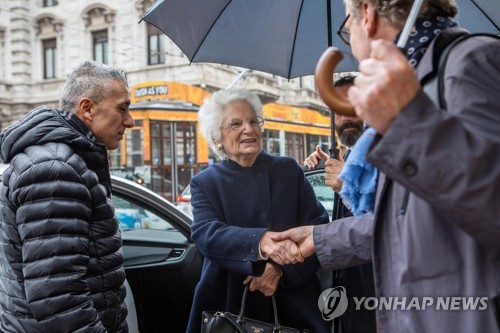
[366,37,500,249]
[12,159,107,332]
[189,176,267,276]
[313,213,373,270]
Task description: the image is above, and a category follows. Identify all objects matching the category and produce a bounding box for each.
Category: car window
[112,193,176,231]
[306,172,336,220]
[303,161,338,221]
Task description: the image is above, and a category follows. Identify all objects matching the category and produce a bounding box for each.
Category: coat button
[401,159,417,176]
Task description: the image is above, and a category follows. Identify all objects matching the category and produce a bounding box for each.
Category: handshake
[259,226,316,265]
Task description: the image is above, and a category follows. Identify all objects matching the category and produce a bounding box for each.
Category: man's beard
[336,122,363,147]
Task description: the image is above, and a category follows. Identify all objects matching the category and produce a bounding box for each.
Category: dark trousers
[333,263,377,333]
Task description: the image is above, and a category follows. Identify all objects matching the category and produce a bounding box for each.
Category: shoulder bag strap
[423,33,500,109]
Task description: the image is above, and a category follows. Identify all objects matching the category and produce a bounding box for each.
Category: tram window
[264,130,280,156]
[129,129,144,167]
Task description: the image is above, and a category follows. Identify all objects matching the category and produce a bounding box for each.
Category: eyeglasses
[221,116,264,131]
[337,14,351,46]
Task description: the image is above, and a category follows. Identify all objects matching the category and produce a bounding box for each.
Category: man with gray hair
[273,0,500,332]
[0,60,134,332]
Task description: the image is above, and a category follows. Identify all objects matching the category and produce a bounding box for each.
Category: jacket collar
[417,27,470,82]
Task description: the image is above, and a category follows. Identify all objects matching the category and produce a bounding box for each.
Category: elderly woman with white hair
[186,89,330,333]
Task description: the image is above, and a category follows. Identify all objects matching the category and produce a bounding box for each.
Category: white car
[176,184,193,218]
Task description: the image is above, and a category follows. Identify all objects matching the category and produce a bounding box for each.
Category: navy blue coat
[186,152,331,333]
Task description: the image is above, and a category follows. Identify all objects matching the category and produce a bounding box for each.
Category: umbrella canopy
[456,0,499,34]
[142,0,499,79]
[141,0,357,79]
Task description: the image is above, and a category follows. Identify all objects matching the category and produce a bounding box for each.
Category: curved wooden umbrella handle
[315,47,356,116]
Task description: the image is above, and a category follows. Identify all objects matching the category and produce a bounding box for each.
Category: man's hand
[304,145,329,169]
[325,158,344,193]
[348,40,420,134]
[270,226,315,258]
[244,262,282,297]
[260,231,305,265]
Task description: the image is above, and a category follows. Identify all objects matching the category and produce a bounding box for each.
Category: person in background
[186,88,331,333]
[304,75,364,194]
[273,0,500,331]
[0,60,134,333]
[304,76,376,333]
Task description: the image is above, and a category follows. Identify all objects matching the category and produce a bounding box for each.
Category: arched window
[147,24,167,65]
[34,14,63,80]
[81,4,116,65]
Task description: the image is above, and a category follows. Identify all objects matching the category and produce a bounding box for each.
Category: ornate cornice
[81,4,117,28]
[135,0,156,16]
[33,14,63,35]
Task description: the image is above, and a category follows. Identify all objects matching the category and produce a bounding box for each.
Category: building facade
[0,0,340,201]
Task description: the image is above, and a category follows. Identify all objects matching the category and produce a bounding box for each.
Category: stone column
[10,0,32,83]
[8,0,32,125]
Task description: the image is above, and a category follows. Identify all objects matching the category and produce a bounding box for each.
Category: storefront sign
[134,85,169,98]
[131,81,210,105]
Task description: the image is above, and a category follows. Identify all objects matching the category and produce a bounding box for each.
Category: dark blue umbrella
[141,0,357,79]
[141,0,498,80]
[457,0,500,34]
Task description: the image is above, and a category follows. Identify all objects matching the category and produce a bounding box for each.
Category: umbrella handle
[315,47,356,116]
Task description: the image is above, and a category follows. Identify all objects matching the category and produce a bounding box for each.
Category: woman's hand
[244,262,282,297]
[270,226,315,258]
[259,231,304,265]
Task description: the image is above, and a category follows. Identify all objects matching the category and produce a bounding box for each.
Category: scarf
[398,15,458,67]
[338,128,378,216]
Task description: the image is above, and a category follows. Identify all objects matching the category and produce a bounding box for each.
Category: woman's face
[219,100,263,166]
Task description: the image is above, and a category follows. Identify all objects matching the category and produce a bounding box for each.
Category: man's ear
[76,97,95,122]
[362,2,379,38]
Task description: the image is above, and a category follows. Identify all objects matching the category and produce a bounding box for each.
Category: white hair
[198,89,264,160]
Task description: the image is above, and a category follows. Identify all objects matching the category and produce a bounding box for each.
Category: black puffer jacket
[0,107,127,332]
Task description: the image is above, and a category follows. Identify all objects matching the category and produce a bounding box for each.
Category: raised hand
[270,226,315,259]
[348,39,420,134]
[259,231,305,265]
[304,145,329,169]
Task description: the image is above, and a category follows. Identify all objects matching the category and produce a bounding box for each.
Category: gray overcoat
[313,28,500,332]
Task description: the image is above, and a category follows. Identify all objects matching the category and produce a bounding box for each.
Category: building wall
[0,0,331,132]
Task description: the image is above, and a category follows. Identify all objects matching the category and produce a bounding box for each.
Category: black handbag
[201,286,309,333]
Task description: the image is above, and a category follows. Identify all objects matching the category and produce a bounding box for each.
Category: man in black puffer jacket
[0,60,134,332]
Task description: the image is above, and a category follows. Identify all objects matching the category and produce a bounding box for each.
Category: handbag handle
[237,285,282,331]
